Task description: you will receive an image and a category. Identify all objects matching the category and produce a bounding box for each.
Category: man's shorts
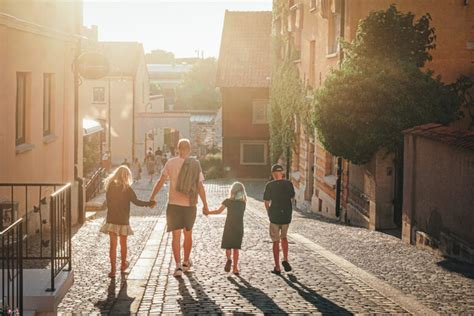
[166,204,197,232]
[269,223,289,242]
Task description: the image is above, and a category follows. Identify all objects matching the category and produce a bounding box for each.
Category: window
[16,73,28,145]
[252,99,269,124]
[43,73,54,136]
[310,0,317,12]
[328,0,341,55]
[240,142,268,165]
[93,87,105,103]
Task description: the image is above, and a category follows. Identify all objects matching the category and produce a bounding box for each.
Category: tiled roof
[403,123,474,151]
[86,41,144,76]
[216,11,272,88]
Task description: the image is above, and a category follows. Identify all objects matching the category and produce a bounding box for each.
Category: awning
[190,114,215,124]
[83,119,104,136]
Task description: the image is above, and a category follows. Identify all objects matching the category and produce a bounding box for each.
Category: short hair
[177,138,191,151]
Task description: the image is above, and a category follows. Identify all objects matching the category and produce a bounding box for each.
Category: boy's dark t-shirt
[263,179,295,225]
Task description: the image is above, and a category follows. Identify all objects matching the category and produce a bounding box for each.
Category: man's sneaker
[173,266,183,277]
[282,260,292,272]
[183,260,193,272]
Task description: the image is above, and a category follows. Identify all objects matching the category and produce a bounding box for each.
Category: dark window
[93,87,105,103]
[43,73,54,136]
[241,142,267,165]
[16,73,27,145]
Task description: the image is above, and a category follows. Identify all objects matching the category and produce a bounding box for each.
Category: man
[263,164,295,275]
[150,139,209,277]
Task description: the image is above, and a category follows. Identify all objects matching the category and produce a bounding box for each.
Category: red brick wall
[221,87,271,178]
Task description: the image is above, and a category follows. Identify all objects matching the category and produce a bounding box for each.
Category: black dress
[221,199,245,249]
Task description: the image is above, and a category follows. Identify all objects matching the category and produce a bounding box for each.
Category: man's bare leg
[183,229,193,263]
[172,229,182,264]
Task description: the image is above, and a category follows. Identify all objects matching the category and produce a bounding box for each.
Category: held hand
[149,200,157,208]
[202,206,210,216]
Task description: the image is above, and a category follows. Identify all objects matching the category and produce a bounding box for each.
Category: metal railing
[348,184,370,217]
[0,218,23,315]
[85,167,104,202]
[0,183,72,292]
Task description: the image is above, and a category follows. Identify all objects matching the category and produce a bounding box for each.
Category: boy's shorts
[269,223,289,242]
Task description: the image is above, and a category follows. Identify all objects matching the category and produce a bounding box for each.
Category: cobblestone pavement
[57,179,474,314]
[57,179,167,314]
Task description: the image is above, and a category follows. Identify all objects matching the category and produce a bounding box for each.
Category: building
[279,0,473,231]
[216,11,272,178]
[79,41,150,166]
[0,0,81,311]
[147,63,193,110]
[402,124,474,264]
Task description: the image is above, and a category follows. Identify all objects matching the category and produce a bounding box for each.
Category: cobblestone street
[57,179,474,315]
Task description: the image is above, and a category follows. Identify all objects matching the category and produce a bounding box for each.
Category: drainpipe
[335,0,346,219]
[132,77,136,161]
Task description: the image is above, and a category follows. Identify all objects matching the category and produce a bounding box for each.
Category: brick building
[216,11,272,178]
[277,0,473,230]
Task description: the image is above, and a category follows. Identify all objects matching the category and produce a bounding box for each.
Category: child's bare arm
[208,204,226,215]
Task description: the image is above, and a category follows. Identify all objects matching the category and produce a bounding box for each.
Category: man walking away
[149,139,209,277]
[263,164,295,275]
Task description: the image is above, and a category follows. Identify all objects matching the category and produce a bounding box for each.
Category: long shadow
[437,258,474,279]
[278,274,352,315]
[227,275,286,315]
[94,278,132,315]
[177,274,223,314]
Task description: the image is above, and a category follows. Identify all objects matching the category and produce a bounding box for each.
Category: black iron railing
[0,218,23,316]
[85,167,104,202]
[0,183,72,292]
[348,184,370,217]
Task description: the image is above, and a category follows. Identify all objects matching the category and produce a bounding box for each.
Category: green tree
[145,49,175,64]
[176,58,220,111]
[314,5,462,164]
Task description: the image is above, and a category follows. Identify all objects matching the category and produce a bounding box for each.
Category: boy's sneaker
[183,260,193,272]
[282,260,292,272]
[173,266,183,277]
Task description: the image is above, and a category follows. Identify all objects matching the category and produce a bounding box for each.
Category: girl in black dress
[207,182,246,275]
[100,166,156,278]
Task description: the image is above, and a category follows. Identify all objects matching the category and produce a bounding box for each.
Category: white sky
[83,0,272,58]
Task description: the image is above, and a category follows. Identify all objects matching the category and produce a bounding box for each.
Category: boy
[263,164,295,274]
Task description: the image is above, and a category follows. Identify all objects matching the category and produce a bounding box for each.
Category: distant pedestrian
[121,158,131,168]
[102,151,111,173]
[131,158,142,182]
[155,148,163,175]
[145,152,155,183]
[100,166,155,278]
[263,164,295,275]
[206,182,246,275]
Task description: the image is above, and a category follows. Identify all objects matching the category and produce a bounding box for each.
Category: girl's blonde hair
[230,182,247,202]
[104,165,133,191]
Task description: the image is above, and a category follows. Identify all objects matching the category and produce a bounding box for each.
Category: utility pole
[335,0,346,220]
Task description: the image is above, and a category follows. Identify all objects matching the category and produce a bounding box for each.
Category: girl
[207,182,246,275]
[131,157,142,183]
[100,166,155,278]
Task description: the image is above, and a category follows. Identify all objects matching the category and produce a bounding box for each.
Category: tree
[313,5,462,165]
[176,58,220,111]
[145,49,175,64]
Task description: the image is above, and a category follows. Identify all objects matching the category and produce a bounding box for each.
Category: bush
[200,153,224,179]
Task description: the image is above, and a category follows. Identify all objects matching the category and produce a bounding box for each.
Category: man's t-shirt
[263,179,295,225]
[162,157,205,207]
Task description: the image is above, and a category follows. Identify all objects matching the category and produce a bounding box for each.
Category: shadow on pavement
[177,274,223,314]
[279,274,352,315]
[227,275,286,314]
[94,278,132,315]
[437,258,474,279]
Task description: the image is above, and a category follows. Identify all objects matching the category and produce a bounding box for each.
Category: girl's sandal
[224,259,232,272]
[233,270,239,276]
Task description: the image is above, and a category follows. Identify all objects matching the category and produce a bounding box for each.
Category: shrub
[200,153,224,179]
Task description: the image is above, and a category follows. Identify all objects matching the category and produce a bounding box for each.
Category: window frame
[92,87,106,103]
[327,0,341,55]
[16,72,27,146]
[252,99,269,125]
[240,141,268,166]
[43,73,54,136]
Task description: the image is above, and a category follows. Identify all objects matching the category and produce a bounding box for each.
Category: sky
[83,0,272,58]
